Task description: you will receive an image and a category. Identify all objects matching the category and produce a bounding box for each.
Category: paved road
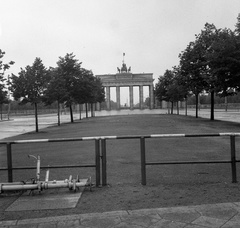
[1,108,240,140]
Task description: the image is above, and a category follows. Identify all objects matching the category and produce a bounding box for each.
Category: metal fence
[1,133,240,186]
[0,137,102,186]
[99,133,240,185]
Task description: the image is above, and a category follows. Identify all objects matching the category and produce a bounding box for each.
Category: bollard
[95,139,101,187]
[140,137,146,185]
[7,143,13,182]
[230,135,237,183]
[101,139,107,186]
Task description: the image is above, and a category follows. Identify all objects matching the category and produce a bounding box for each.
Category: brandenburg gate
[96,61,154,110]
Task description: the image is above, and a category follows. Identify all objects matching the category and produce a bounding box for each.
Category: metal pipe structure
[0,178,91,192]
[28,155,40,182]
[0,155,92,194]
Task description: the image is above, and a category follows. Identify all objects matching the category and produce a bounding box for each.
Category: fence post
[95,139,101,187]
[140,137,146,185]
[230,135,237,183]
[101,138,107,186]
[6,143,13,182]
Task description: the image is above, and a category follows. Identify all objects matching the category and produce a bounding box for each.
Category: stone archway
[96,62,154,110]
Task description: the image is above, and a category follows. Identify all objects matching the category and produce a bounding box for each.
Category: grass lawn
[1,113,240,220]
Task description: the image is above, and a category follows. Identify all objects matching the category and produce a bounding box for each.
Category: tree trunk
[79,104,82,120]
[198,94,201,111]
[69,104,74,123]
[85,103,88,118]
[7,101,11,120]
[225,96,228,112]
[91,103,94,117]
[57,100,60,126]
[210,91,214,120]
[34,102,39,132]
[171,102,174,114]
[0,104,2,120]
[195,93,199,118]
[177,101,179,115]
[185,97,188,116]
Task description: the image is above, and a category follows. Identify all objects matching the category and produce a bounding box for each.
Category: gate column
[140,86,144,109]
[116,86,120,110]
[106,86,111,110]
[150,85,154,109]
[129,86,133,110]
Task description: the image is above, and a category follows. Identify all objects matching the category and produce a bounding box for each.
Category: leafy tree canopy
[0,49,14,105]
[155,69,187,103]
[11,57,49,104]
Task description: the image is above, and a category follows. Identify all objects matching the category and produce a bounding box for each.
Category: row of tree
[155,14,240,119]
[0,50,14,109]
[0,52,105,131]
[187,93,240,106]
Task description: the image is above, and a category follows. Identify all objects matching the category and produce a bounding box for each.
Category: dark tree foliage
[207,28,240,95]
[155,69,187,114]
[235,13,240,35]
[155,70,174,102]
[43,67,67,125]
[0,49,14,119]
[11,58,49,132]
[178,24,216,118]
[54,53,82,123]
[178,19,240,120]
[43,53,105,123]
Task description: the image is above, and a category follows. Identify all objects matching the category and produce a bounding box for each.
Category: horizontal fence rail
[1,133,240,186]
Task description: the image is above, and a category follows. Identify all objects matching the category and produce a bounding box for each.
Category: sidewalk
[1,202,240,227]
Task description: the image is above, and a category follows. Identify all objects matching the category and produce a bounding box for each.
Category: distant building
[96,60,154,110]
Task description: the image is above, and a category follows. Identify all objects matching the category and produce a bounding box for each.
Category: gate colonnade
[96,62,154,110]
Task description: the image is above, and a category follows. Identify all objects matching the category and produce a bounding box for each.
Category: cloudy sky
[1,0,240,84]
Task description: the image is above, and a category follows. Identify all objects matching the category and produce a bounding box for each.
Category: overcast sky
[1,0,240,84]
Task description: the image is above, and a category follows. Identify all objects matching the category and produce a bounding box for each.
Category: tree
[55,53,82,123]
[65,65,105,119]
[155,69,187,114]
[179,37,209,118]
[44,53,105,123]
[0,50,14,119]
[155,70,174,102]
[43,67,67,125]
[178,23,221,119]
[206,28,240,93]
[83,74,105,117]
[198,24,240,119]
[0,90,8,120]
[11,58,49,132]
[164,15,240,120]
[235,13,240,35]
[181,23,240,120]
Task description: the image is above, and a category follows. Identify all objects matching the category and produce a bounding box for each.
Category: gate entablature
[98,73,153,86]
